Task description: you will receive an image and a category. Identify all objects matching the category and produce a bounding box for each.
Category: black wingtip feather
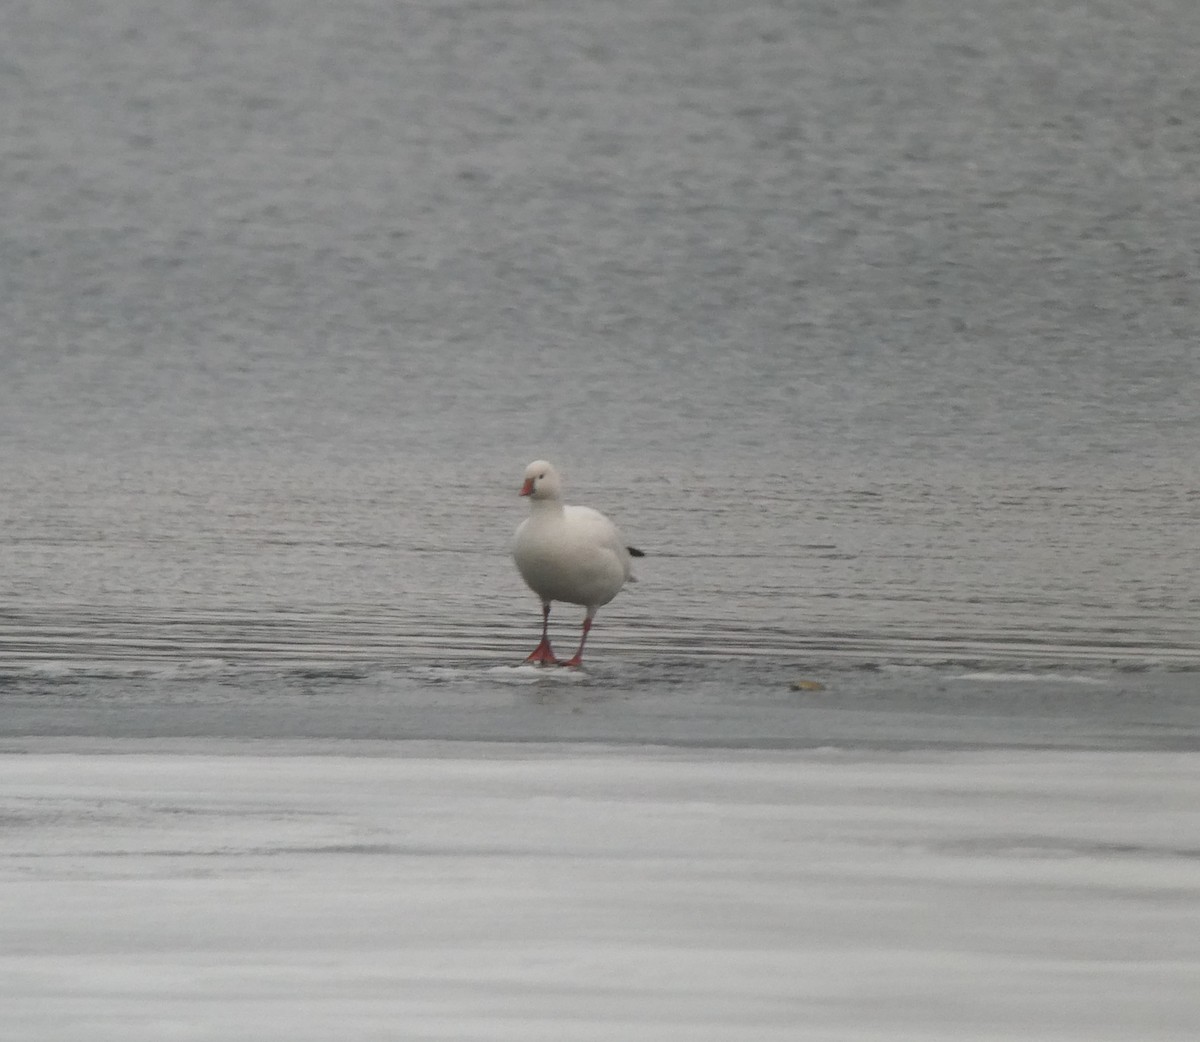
[627,546,645,557]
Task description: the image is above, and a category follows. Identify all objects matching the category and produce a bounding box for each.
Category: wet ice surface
[4,656,1200,752]
[2,742,1198,1042]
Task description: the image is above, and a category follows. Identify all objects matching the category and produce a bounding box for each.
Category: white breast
[513,505,634,609]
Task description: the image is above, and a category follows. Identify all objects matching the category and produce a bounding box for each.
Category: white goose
[512,460,643,666]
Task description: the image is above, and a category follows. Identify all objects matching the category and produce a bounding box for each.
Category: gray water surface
[2,0,1198,747]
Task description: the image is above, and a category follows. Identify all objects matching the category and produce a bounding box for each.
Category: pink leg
[559,612,594,668]
[524,602,558,665]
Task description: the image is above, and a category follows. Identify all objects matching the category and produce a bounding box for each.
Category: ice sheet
[2,741,1198,1041]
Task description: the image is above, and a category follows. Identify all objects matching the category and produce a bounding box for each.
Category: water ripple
[1,607,1196,681]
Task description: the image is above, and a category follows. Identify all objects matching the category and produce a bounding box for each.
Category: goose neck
[529,497,565,517]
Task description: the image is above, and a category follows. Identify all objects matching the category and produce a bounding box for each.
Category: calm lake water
[1,0,1198,747]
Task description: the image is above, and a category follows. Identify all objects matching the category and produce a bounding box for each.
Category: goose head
[519,460,563,501]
